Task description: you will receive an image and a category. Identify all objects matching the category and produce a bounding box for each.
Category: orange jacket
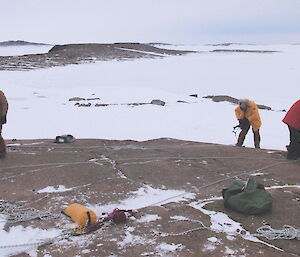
[235,99,261,131]
[0,91,8,116]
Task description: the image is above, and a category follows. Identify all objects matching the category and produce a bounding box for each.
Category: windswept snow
[89,185,195,215]
[37,185,74,193]
[0,219,61,257]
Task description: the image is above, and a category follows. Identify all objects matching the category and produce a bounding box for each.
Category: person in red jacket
[282,100,300,160]
[0,90,8,158]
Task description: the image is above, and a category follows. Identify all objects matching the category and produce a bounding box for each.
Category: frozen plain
[0,43,299,150]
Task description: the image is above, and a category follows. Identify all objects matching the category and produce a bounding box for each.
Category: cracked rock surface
[0,138,299,257]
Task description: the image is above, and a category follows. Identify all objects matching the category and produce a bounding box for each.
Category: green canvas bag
[222,178,273,215]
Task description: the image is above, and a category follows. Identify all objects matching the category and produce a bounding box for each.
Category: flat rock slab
[0,138,299,257]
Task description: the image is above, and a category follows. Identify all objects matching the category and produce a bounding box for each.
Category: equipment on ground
[62,203,97,227]
[54,134,75,143]
[222,178,273,215]
[255,225,300,240]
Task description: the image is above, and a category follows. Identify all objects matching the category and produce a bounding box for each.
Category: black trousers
[236,121,260,148]
[287,125,300,159]
[0,124,6,157]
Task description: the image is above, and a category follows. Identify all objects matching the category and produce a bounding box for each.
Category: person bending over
[235,99,261,148]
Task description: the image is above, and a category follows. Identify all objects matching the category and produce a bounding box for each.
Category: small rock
[87,97,100,101]
[69,97,85,101]
[189,94,198,98]
[75,103,92,107]
[95,103,109,107]
[150,99,165,106]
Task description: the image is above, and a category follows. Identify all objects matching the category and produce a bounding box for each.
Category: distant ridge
[0,40,50,46]
[206,43,256,46]
[0,42,194,71]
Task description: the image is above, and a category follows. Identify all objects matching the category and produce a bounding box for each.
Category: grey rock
[150,99,165,106]
[69,97,86,101]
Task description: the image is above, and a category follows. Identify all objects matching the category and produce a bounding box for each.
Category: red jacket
[283,100,300,130]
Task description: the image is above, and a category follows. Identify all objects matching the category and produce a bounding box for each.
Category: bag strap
[86,211,92,226]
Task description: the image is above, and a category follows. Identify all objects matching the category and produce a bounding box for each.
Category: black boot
[0,136,6,158]
[254,130,261,149]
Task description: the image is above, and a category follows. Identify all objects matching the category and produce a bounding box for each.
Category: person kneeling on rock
[0,90,8,158]
[235,99,261,148]
[282,99,300,160]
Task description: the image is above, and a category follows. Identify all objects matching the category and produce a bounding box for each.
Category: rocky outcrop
[150,99,166,106]
[0,43,195,71]
[0,40,50,46]
[204,95,272,110]
[211,49,279,53]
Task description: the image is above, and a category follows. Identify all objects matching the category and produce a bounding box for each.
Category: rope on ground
[137,160,293,210]
[0,219,109,250]
[0,200,62,223]
[253,225,300,240]
[115,156,284,162]
[0,233,71,250]
[0,154,290,172]
[163,218,209,237]
[0,161,94,171]
[162,226,208,237]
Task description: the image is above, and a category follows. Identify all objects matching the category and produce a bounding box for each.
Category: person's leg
[236,123,250,146]
[253,129,261,148]
[296,130,300,157]
[0,124,6,158]
[287,126,300,160]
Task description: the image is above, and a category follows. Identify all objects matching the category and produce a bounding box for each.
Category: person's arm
[235,107,244,120]
[247,107,260,124]
[0,91,8,124]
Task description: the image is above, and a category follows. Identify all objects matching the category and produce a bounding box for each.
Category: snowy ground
[1,43,299,150]
[0,185,195,257]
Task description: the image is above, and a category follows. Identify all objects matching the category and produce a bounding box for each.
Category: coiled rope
[0,200,61,223]
[254,225,300,240]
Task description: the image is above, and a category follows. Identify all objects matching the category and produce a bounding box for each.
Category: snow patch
[0,221,61,257]
[118,231,152,248]
[137,214,161,223]
[190,197,283,251]
[156,242,184,255]
[89,185,195,215]
[37,185,74,193]
[207,237,219,243]
[266,184,300,190]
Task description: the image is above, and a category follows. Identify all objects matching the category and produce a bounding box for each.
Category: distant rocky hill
[0,42,194,71]
[0,40,50,47]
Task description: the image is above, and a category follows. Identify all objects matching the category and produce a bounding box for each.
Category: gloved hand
[238,118,249,130]
[1,115,7,124]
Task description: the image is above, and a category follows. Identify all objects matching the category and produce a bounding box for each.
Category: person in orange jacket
[0,90,8,158]
[282,100,300,160]
[235,99,261,148]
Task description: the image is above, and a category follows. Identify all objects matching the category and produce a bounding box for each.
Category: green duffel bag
[222,178,273,215]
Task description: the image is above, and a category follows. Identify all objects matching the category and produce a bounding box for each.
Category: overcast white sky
[1,0,300,44]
